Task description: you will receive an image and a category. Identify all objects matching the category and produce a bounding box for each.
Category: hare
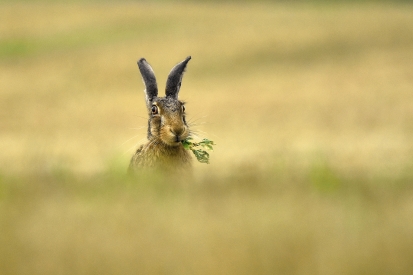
[128,56,193,174]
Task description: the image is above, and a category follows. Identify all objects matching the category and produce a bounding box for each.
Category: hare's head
[138,56,191,147]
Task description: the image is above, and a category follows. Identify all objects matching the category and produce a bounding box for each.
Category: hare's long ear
[165,56,191,99]
[137,58,158,109]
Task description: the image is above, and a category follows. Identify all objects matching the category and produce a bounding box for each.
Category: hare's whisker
[187,115,208,124]
[191,130,208,136]
[129,126,146,130]
[123,143,140,156]
[189,122,207,127]
[189,133,203,139]
[134,115,148,121]
[123,135,148,156]
[121,134,145,146]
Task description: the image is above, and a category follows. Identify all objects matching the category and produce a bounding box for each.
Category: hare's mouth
[161,131,189,147]
[162,136,185,147]
[162,139,182,147]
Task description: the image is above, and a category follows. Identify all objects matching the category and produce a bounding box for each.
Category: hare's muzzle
[169,125,187,143]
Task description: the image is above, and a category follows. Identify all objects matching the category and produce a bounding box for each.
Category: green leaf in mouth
[182,137,215,164]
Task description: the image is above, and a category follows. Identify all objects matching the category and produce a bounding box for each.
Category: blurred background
[1,0,413,274]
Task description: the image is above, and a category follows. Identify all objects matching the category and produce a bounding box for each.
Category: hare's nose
[170,126,184,137]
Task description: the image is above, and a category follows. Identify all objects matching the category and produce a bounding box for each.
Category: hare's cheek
[150,117,162,134]
[181,126,190,139]
[151,116,162,125]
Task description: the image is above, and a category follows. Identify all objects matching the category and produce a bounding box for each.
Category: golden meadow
[1,1,413,274]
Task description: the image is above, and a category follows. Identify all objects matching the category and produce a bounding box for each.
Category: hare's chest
[130,143,192,170]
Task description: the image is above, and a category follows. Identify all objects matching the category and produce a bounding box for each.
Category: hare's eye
[151,105,158,115]
[182,105,185,112]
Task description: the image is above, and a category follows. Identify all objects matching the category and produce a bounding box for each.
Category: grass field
[1,1,413,274]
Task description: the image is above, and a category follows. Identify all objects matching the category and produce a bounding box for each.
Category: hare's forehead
[153,97,183,111]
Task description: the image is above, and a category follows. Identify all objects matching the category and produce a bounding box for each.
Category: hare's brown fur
[129,141,191,173]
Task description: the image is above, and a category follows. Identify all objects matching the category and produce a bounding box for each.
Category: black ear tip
[180,56,191,67]
[137,58,146,65]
